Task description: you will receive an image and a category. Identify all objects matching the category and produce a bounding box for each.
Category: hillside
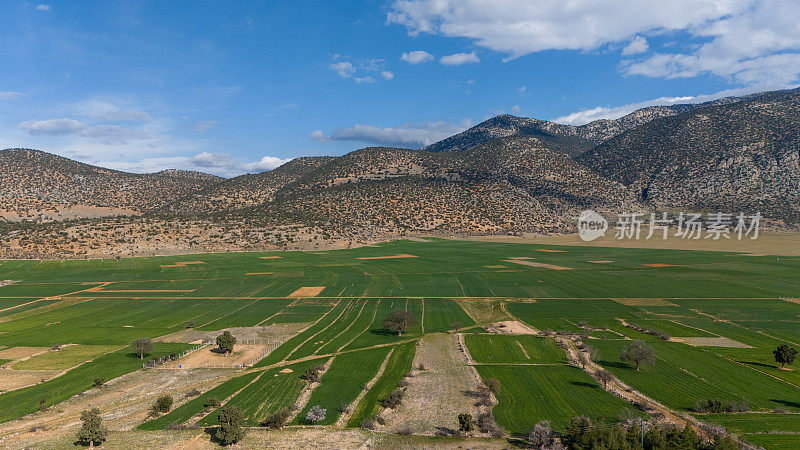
[0,148,223,222]
[578,88,800,223]
[165,156,335,214]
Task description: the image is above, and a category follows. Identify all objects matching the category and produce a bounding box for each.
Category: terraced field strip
[347,341,417,427]
[138,371,261,430]
[357,254,418,260]
[201,358,327,426]
[254,299,348,367]
[0,343,191,423]
[293,346,391,425]
[466,334,567,365]
[476,365,642,433]
[421,298,475,333]
[290,299,365,358]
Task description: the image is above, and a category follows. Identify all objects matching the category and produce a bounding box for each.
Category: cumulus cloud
[0,91,25,100]
[552,85,799,125]
[400,50,434,64]
[388,0,800,84]
[623,0,800,85]
[440,51,479,65]
[74,99,152,122]
[330,61,355,78]
[355,76,375,84]
[310,120,472,148]
[622,36,649,55]
[35,4,50,10]
[19,118,155,144]
[99,152,293,177]
[382,70,395,80]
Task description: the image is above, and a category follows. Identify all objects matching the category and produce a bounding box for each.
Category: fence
[143,343,205,369]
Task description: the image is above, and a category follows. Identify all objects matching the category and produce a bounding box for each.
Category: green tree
[216,331,237,355]
[383,310,418,336]
[620,340,655,370]
[131,338,154,359]
[597,368,614,388]
[773,344,798,369]
[76,408,107,447]
[215,405,245,446]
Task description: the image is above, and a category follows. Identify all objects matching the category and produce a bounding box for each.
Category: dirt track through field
[357,254,418,260]
[503,259,573,270]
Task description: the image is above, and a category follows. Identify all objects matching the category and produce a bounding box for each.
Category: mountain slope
[578,88,800,221]
[0,148,223,221]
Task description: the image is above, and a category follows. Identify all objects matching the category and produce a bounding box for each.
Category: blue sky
[1,0,799,176]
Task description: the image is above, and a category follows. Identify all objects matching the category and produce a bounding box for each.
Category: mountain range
[2,88,798,246]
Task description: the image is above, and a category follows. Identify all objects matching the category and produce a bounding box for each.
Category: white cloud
[35,4,50,11]
[389,0,750,58]
[552,85,799,125]
[310,120,472,148]
[382,70,395,80]
[622,36,649,55]
[19,118,156,144]
[330,61,355,78]
[440,51,479,65]
[400,50,434,64]
[511,105,522,113]
[195,120,217,133]
[98,153,293,177]
[354,76,375,84]
[624,0,800,85]
[388,0,800,84]
[0,91,25,100]
[74,99,151,122]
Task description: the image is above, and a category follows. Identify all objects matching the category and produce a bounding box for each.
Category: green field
[0,238,798,448]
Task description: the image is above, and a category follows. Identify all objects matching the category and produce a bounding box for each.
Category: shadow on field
[771,399,800,409]
[571,381,599,388]
[598,360,630,370]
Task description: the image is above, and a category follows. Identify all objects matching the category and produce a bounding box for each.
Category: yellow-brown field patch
[588,260,614,264]
[534,249,567,253]
[161,261,205,268]
[288,286,326,297]
[0,346,50,360]
[503,259,573,270]
[673,337,752,348]
[259,256,283,259]
[357,254,418,260]
[246,272,275,276]
[642,263,681,267]
[611,298,677,307]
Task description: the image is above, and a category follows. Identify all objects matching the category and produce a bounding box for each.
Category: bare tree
[619,340,655,370]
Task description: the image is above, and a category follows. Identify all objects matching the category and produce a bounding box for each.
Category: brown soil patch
[0,369,61,391]
[459,232,800,256]
[673,337,752,348]
[380,334,483,435]
[534,249,566,253]
[357,254,418,260]
[288,286,326,297]
[483,265,507,269]
[279,368,293,374]
[246,272,274,275]
[783,298,800,305]
[0,347,50,360]
[485,320,537,335]
[503,259,572,270]
[588,260,614,263]
[259,256,283,259]
[612,298,678,307]
[160,344,271,369]
[643,263,681,267]
[160,261,205,268]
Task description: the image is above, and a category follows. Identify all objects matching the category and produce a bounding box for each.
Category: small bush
[93,377,105,387]
[204,397,221,410]
[38,398,47,412]
[261,409,290,429]
[306,405,326,423]
[382,388,404,409]
[153,395,174,414]
[185,388,201,397]
[396,426,413,435]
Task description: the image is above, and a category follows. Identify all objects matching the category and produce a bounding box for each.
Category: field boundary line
[191,371,267,427]
[316,298,368,355]
[196,299,257,329]
[335,346,395,428]
[420,298,425,333]
[284,299,349,361]
[286,356,335,423]
[337,299,380,352]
